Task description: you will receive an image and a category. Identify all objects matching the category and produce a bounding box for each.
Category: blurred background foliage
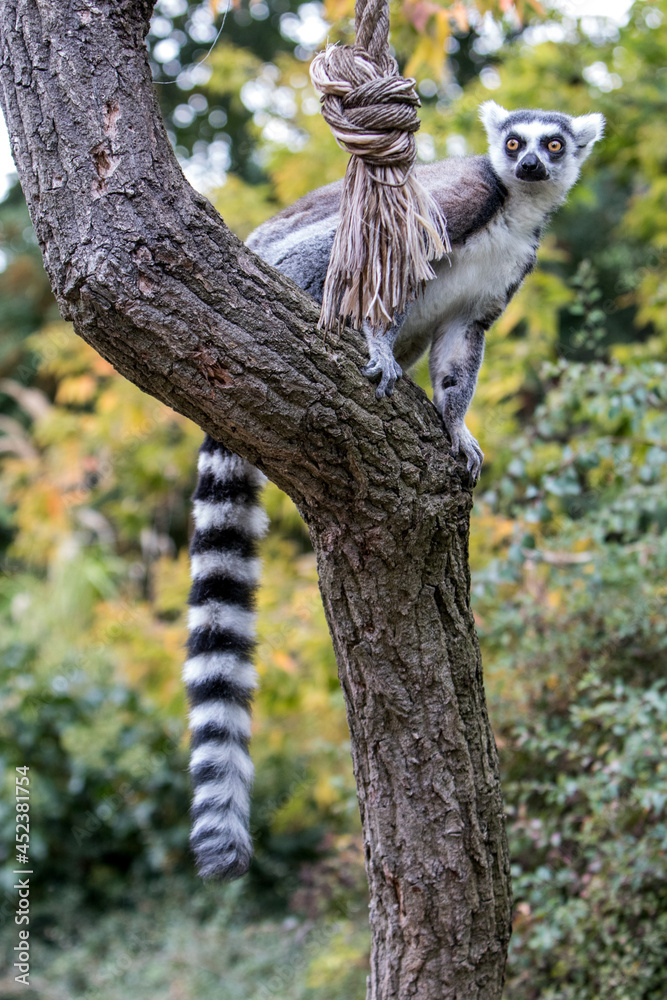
[0,0,666,997]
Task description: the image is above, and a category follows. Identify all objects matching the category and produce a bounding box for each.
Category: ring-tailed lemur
[185,101,605,879]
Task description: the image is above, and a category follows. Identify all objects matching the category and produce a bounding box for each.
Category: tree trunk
[0,2,512,995]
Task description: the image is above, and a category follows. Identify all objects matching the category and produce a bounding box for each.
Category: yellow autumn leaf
[404,10,450,79]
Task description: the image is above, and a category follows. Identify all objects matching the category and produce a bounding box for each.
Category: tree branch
[0,2,512,996]
[0,0,455,513]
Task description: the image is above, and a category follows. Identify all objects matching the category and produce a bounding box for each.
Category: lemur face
[479,101,605,195]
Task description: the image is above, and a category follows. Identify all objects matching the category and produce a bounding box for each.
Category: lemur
[185,101,605,879]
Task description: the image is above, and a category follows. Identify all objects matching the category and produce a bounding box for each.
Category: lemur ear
[479,101,509,137]
[571,113,605,158]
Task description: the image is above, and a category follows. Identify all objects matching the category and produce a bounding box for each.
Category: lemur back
[184,102,604,879]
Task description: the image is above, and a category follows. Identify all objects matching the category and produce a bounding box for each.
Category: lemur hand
[363,355,403,398]
[362,329,403,398]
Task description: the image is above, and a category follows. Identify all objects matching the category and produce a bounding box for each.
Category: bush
[0,612,192,901]
[472,358,667,998]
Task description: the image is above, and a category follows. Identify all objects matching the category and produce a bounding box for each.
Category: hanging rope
[309,0,451,334]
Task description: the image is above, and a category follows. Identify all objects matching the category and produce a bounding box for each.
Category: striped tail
[184,436,268,879]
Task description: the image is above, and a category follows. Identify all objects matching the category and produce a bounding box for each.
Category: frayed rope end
[310,42,451,335]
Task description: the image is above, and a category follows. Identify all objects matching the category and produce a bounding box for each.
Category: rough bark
[0,2,512,996]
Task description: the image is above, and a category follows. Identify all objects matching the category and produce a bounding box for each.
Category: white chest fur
[397,190,554,348]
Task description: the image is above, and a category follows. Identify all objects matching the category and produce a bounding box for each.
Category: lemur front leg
[362,312,406,399]
[430,320,486,483]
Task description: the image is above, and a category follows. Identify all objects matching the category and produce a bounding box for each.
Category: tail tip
[194,842,252,881]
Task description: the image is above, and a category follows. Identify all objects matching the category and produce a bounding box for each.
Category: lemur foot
[363,356,403,399]
[446,420,484,484]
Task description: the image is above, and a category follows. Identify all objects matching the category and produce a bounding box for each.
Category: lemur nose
[516,152,548,181]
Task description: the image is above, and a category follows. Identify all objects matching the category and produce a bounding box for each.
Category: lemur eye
[548,139,563,153]
[506,138,520,152]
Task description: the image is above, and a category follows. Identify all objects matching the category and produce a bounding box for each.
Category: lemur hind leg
[430,321,486,483]
[362,312,406,399]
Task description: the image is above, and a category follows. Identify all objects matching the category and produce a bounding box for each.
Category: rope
[309,0,450,334]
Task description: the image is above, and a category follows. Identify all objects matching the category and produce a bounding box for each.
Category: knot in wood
[310,45,421,171]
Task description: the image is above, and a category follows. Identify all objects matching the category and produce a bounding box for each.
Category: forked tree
[0,2,512,996]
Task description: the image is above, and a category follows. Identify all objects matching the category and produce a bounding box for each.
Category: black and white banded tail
[184,436,268,879]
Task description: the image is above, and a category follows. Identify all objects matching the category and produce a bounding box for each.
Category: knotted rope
[309,0,450,334]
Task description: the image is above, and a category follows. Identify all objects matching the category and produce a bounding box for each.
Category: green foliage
[0,876,370,1000]
[0,627,192,898]
[470,355,667,996]
[148,0,311,174]
[0,184,57,381]
[508,677,667,1000]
